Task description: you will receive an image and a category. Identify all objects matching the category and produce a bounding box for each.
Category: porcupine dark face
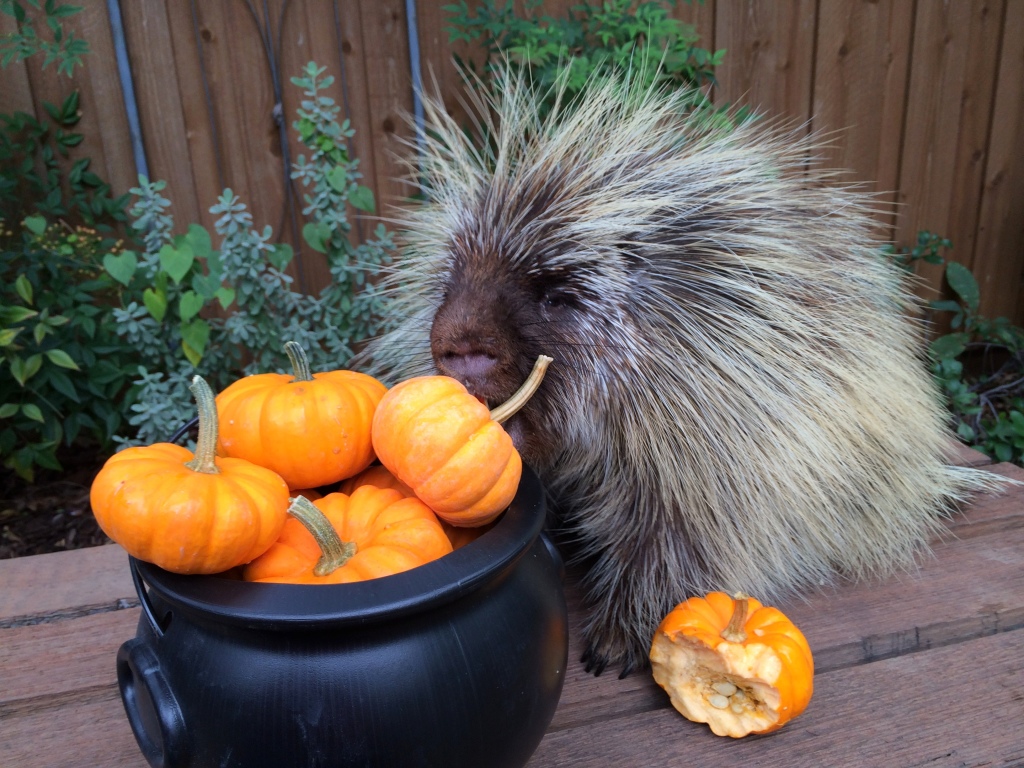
[429,222,611,470]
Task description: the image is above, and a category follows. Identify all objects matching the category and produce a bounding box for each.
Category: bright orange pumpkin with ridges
[242,486,453,584]
[371,377,521,527]
[649,592,814,738]
[371,356,552,528]
[339,465,493,550]
[215,341,387,489]
[90,376,289,575]
[338,464,413,497]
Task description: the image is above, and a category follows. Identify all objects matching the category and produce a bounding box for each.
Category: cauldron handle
[130,557,166,639]
[117,638,188,768]
[538,532,565,580]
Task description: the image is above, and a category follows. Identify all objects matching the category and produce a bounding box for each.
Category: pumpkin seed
[707,694,730,709]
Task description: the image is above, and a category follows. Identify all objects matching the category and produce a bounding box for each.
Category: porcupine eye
[539,287,580,313]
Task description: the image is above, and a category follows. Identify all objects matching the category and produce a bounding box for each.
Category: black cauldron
[116,466,567,768]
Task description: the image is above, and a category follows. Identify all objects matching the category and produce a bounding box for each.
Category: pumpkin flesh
[649,592,814,738]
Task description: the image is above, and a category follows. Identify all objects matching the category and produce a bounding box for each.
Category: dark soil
[1,447,112,559]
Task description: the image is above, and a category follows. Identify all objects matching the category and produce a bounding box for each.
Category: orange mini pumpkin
[337,464,413,497]
[339,465,493,550]
[649,592,814,738]
[242,485,453,584]
[90,376,289,575]
[371,355,552,527]
[215,341,387,489]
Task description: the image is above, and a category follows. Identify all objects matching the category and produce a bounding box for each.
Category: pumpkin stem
[183,375,221,475]
[721,594,750,643]
[284,340,314,383]
[489,355,554,424]
[286,495,357,576]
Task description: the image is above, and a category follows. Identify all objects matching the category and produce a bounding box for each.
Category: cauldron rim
[132,465,547,631]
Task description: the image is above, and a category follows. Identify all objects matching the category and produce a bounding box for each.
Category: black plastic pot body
[116,466,567,768]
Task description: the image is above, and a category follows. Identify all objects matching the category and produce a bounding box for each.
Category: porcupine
[359,69,1002,676]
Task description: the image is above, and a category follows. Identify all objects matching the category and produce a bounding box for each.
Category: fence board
[896,0,1005,302]
[74,1,135,200]
[674,0,715,47]
[160,3,224,240]
[120,0,203,232]
[0,13,35,120]
[6,2,135,212]
[272,1,340,294]
[972,1,1024,322]
[714,0,817,127]
[413,0,485,199]
[335,0,403,259]
[355,0,414,214]
[812,0,914,235]
[182,3,281,275]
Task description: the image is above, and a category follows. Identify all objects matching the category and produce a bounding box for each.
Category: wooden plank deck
[1,443,1022,767]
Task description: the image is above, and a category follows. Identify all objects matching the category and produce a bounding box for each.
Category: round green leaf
[179,291,204,323]
[326,165,349,192]
[192,272,222,300]
[103,250,138,286]
[215,286,236,310]
[269,243,294,271]
[349,185,375,212]
[929,333,968,361]
[180,318,211,365]
[159,242,196,284]
[24,215,47,235]
[185,224,213,258]
[302,221,331,253]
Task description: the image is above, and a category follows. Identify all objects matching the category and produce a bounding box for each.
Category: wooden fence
[2,0,1023,323]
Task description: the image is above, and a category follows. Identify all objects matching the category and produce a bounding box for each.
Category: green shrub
[445,0,736,120]
[2,62,395,479]
[888,232,1024,465]
[0,0,89,76]
[106,62,396,447]
[0,89,137,481]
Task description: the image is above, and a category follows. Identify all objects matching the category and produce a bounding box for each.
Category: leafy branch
[0,0,89,76]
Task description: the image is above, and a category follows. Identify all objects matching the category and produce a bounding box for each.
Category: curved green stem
[284,340,314,382]
[287,495,357,576]
[489,355,554,424]
[184,375,220,475]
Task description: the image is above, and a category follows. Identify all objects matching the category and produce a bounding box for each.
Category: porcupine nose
[436,343,498,389]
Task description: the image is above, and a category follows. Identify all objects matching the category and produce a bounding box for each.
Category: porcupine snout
[430,278,524,404]
[429,269,557,466]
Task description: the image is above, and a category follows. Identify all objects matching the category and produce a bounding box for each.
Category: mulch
[0,447,112,560]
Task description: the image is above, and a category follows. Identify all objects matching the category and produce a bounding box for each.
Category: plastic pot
[116,466,567,768]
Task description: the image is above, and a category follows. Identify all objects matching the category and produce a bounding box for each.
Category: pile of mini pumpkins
[89,341,552,584]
